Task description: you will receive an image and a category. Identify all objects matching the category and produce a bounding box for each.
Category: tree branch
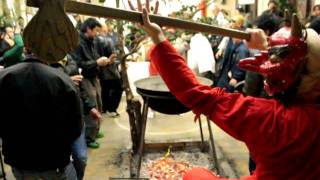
[123,35,147,60]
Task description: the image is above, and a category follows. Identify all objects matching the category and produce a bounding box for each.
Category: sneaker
[96,131,104,139]
[87,141,100,149]
[147,110,155,119]
[106,111,120,118]
[113,112,120,117]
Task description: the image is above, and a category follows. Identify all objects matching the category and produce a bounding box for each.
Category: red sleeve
[150,40,280,151]
[147,45,159,76]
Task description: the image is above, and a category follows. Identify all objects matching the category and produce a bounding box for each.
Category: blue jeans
[12,163,77,180]
[71,126,87,180]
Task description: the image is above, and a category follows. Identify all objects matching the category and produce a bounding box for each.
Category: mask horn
[291,13,302,38]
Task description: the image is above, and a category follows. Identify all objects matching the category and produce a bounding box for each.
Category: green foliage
[197,16,218,26]
[164,3,218,42]
[278,0,297,14]
[175,5,198,20]
[0,15,14,27]
[116,0,218,45]
[124,23,146,48]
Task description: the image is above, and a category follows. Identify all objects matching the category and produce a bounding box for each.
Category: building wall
[219,0,238,16]
[1,0,27,19]
[13,0,27,18]
[0,0,3,15]
[256,0,313,18]
[216,0,264,17]
[257,0,269,16]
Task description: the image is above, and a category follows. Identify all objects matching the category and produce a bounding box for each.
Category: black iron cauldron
[134,76,213,115]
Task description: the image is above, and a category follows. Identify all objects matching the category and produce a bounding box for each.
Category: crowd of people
[1,0,320,179]
[132,0,320,95]
[0,14,123,180]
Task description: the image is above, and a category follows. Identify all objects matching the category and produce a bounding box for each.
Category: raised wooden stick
[27,0,251,41]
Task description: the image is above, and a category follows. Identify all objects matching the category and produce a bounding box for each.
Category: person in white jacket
[187,33,215,80]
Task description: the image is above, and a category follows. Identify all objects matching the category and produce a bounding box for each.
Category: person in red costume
[129,0,320,179]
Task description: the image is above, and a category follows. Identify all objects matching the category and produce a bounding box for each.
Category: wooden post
[115,0,143,154]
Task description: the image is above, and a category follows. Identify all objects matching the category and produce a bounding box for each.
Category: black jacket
[95,35,121,81]
[70,33,100,79]
[0,58,82,171]
[216,39,249,92]
[309,17,320,34]
[95,35,114,58]
[243,71,269,98]
[51,56,96,115]
[66,55,96,114]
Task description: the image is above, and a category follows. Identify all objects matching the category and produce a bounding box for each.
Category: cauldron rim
[134,75,212,93]
[134,76,212,114]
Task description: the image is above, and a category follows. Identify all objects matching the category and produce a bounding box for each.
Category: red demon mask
[239,15,308,95]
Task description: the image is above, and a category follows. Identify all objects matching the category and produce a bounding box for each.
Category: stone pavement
[84,98,250,179]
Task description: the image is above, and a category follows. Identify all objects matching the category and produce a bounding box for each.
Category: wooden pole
[27,0,251,40]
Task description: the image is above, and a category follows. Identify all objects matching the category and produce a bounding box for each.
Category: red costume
[149,24,320,179]
[147,45,159,76]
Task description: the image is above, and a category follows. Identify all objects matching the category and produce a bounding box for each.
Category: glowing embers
[147,157,192,180]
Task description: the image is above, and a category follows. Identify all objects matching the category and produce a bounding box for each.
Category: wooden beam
[28,0,251,40]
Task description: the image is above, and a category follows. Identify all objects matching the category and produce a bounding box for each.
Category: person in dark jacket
[309,16,320,34]
[261,1,283,18]
[0,54,82,180]
[70,18,115,149]
[307,4,320,25]
[214,15,247,90]
[216,38,249,92]
[95,25,122,117]
[51,56,101,180]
